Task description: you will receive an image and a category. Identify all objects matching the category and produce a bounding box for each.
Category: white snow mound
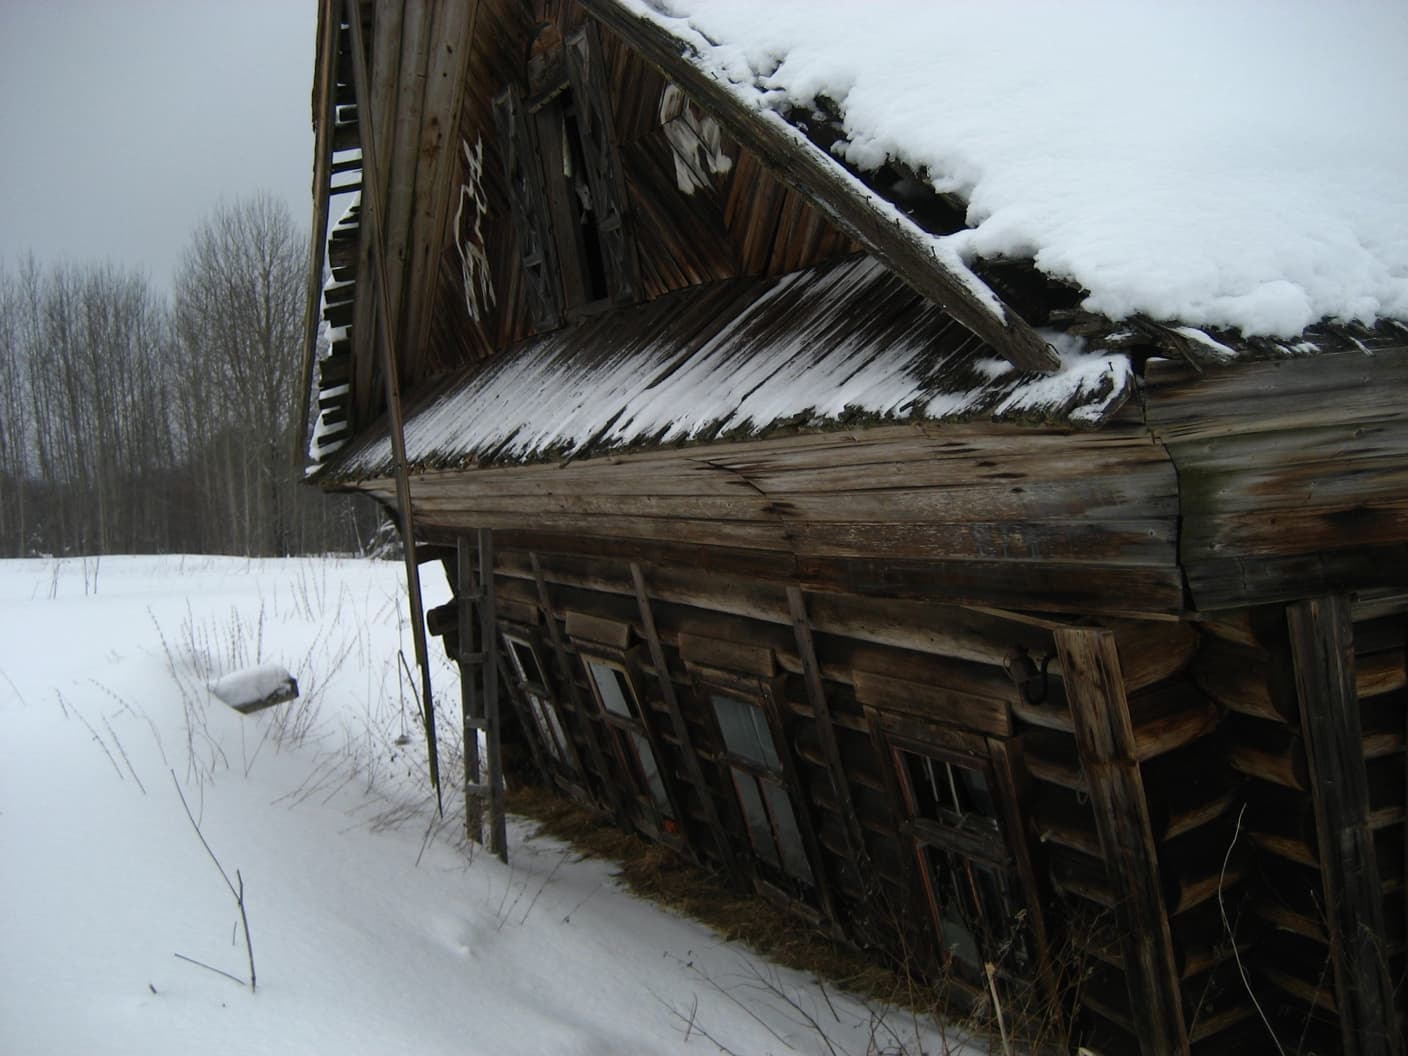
[210,662,298,713]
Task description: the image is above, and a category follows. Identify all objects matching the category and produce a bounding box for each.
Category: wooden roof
[319,255,1131,482]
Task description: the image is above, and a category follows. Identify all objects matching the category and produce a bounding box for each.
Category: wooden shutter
[564,23,640,304]
[492,86,563,331]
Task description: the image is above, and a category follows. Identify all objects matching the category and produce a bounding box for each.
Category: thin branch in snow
[171,770,256,992]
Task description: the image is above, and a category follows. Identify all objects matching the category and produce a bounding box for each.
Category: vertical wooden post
[1288,596,1401,1056]
[1053,627,1188,1056]
[457,535,482,843]
[479,528,506,861]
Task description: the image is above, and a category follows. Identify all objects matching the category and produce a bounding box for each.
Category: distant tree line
[0,193,378,558]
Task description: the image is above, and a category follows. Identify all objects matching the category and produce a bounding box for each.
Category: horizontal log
[1145,348,1408,443]
[1193,637,1296,722]
[1181,499,1408,557]
[788,517,1175,565]
[1125,681,1220,763]
[1179,453,1408,516]
[852,668,1011,738]
[1185,543,1408,611]
[797,554,1186,618]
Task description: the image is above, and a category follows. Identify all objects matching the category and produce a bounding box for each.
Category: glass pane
[630,731,673,820]
[540,699,570,760]
[731,768,779,868]
[588,661,634,719]
[509,638,546,686]
[762,779,813,884]
[955,765,998,821]
[504,636,528,681]
[711,694,780,770]
[526,694,557,759]
[900,750,998,832]
[926,846,982,972]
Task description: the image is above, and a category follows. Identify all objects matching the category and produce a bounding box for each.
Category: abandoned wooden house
[297,1,1407,1052]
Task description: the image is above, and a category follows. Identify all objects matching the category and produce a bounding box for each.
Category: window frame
[875,714,1036,989]
[577,644,681,839]
[499,624,579,778]
[693,667,822,900]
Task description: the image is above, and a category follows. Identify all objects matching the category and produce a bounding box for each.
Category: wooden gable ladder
[458,530,507,861]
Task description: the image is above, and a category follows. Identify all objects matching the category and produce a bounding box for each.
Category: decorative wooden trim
[1053,626,1188,1056]
[578,0,1059,373]
[1287,596,1402,1056]
[631,562,735,870]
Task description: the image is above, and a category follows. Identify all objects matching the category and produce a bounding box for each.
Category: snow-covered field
[0,556,958,1056]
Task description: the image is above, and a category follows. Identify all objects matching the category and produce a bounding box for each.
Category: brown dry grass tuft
[507,783,921,1013]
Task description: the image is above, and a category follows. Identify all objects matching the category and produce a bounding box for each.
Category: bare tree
[172,194,306,556]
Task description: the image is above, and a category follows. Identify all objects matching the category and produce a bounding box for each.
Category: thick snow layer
[0,556,964,1056]
[627,0,1408,338]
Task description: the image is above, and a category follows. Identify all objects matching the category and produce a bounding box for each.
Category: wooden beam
[531,552,629,827]
[1053,627,1188,1056]
[1287,596,1402,1056]
[631,562,735,871]
[347,0,441,807]
[786,587,869,887]
[578,0,1060,374]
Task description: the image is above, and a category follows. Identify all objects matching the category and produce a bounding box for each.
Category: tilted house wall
[299,2,1408,1052]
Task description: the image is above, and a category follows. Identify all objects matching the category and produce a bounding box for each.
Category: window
[502,631,574,771]
[891,744,1028,982]
[710,692,813,886]
[583,658,674,826]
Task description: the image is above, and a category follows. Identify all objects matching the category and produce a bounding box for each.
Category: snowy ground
[0,556,962,1056]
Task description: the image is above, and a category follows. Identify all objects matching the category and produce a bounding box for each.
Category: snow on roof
[328,256,1130,478]
[623,0,1408,339]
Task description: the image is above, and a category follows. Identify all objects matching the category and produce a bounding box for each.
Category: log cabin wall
[1203,599,1407,1054]
[425,538,1355,1051]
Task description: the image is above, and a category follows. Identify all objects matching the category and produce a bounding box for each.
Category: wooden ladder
[457,530,507,861]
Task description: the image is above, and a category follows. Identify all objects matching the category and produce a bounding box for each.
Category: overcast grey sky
[1,1,317,295]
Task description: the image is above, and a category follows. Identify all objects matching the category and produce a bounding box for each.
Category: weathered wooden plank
[1288,595,1402,1056]
[577,0,1061,373]
[1186,545,1408,611]
[798,554,1187,618]
[788,518,1175,565]
[400,0,478,383]
[852,668,1011,738]
[1182,499,1408,557]
[1053,626,1189,1056]
[416,508,794,551]
[1146,349,1408,443]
